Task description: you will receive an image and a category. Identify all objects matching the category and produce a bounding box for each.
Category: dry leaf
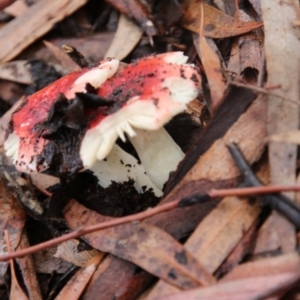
[159,274,299,300]
[5,231,29,300]
[180,0,262,38]
[0,179,26,284]
[0,0,89,62]
[3,0,27,17]
[105,0,157,36]
[64,200,215,289]
[55,255,102,300]
[54,239,103,267]
[145,95,267,300]
[15,232,42,300]
[82,255,152,300]
[198,2,225,112]
[256,0,300,254]
[105,14,143,61]
[19,32,115,66]
[0,61,32,84]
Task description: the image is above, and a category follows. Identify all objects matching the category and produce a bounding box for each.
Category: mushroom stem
[128,128,184,190]
[89,143,162,196]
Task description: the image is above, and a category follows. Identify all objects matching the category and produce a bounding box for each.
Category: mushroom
[4,52,201,194]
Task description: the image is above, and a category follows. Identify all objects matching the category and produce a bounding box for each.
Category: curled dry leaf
[105,14,143,61]
[198,2,225,112]
[180,0,263,38]
[64,199,215,289]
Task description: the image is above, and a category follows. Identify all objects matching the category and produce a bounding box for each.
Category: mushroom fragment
[4,52,201,192]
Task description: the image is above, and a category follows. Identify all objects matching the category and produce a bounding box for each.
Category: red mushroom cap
[4,52,201,173]
[5,59,119,173]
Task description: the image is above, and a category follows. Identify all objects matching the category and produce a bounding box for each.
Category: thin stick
[229,80,300,105]
[1,184,300,262]
[62,44,89,68]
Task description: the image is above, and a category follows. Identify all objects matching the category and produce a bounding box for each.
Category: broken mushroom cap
[4,59,119,173]
[79,52,201,168]
[4,51,200,189]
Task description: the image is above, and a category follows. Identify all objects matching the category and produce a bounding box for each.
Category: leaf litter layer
[0,0,299,299]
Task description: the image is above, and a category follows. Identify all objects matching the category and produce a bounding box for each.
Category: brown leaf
[145,95,267,300]
[198,2,225,112]
[82,255,152,300]
[3,0,28,17]
[159,274,299,300]
[255,0,300,254]
[105,0,158,36]
[0,0,15,11]
[55,255,102,300]
[223,252,300,281]
[19,32,115,66]
[54,239,103,267]
[64,200,215,289]
[105,14,143,61]
[0,178,26,284]
[0,0,89,62]
[0,61,32,84]
[159,254,300,299]
[5,231,29,300]
[15,232,42,300]
[180,0,262,38]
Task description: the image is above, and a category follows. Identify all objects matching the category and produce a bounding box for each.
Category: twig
[229,80,300,105]
[0,184,300,262]
[62,44,89,68]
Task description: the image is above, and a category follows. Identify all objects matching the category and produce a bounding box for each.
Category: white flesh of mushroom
[128,128,184,190]
[89,144,162,196]
[79,52,199,191]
